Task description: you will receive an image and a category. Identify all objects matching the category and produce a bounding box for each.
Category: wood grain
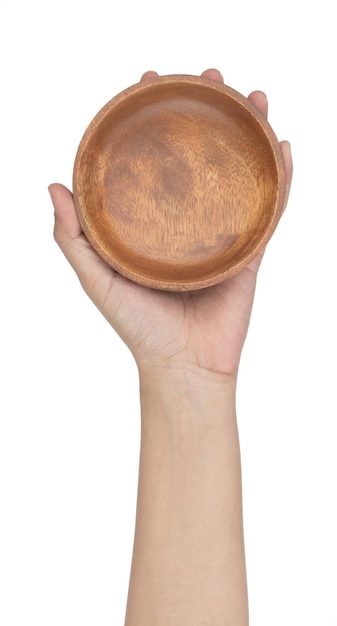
[73,75,286,290]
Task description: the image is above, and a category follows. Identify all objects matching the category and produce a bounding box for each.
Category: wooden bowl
[73,75,286,290]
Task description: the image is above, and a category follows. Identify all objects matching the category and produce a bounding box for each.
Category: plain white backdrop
[1,0,336,624]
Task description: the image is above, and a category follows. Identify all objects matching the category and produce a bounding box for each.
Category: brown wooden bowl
[73,75,286,291]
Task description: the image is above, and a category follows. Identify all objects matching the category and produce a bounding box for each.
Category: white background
[1,0,336,624]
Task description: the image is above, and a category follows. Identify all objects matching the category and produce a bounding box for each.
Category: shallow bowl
[73,75,286,290]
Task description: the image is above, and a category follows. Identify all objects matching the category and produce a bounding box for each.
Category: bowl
[73,75,286,291]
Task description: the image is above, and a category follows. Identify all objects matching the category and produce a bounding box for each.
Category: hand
[50,68,292,379]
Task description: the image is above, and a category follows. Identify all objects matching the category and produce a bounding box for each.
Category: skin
[50,68,293,625]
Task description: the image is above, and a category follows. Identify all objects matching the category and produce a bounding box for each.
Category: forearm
[124,366,248,626]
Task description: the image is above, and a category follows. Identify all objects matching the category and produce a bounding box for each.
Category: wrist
[138,362,237,430]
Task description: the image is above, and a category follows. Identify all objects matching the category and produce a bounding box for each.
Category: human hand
[50,68,292,380]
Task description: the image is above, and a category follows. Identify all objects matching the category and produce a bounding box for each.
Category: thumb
[49,183,118,306]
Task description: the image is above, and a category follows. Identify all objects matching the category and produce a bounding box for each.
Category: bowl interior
[73,76,285,290]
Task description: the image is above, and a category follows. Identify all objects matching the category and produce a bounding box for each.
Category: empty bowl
[73,75,286,290]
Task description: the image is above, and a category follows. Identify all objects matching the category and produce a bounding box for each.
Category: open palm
[51,69,292,378]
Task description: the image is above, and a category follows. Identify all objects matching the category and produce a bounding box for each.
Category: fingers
[140,68,225,84]
[200,68,224,83]
[140,70,159,82]
[248,90,268,118]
